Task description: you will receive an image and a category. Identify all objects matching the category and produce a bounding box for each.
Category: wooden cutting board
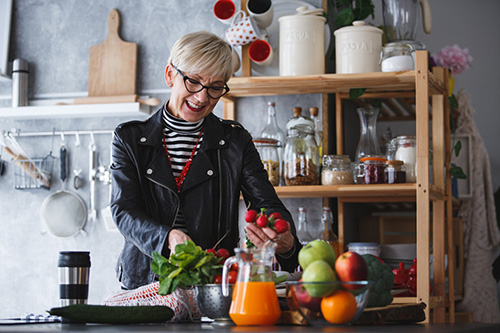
[88,9,137,97]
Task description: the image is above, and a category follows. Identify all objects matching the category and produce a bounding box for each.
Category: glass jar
[283,128,319,186]
[253,138,280,186]
[381,42,414,72]
[394,135,417,183]
[359,156,387,184]
[385,160,406,184]
[321,155,352,185]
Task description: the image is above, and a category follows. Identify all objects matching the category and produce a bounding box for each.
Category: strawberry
[274,219,289,233]
[245,209,258,223]
[256,214,269,228]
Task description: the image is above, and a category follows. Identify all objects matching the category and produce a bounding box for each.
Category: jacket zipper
[146,175,180,228]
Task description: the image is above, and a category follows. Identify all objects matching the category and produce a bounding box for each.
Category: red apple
[294,284,322,312]
[334,251,368,290]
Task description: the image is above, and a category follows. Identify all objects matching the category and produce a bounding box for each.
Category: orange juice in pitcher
[222,244,281,326]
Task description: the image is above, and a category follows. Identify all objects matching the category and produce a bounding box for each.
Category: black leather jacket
[110,108,301,290]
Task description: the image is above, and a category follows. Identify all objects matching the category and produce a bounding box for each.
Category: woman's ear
[164,65,173,87]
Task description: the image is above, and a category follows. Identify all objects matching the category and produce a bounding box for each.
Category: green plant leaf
[353,0,375,20]
[453,140,462,157]
[450,165,467,179]
[333,0,352,8]
[335,8,355,27]
[449,94,458,109]
[349,88,366,99]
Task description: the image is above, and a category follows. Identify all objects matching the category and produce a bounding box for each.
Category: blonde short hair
[168,31,234,83]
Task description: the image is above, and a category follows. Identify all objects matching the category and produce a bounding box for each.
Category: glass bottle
[286,107,314,133]
[261,102,286,185]
[394,135,417,183]
[321,207,339,257]
[355,106,381,162]
[385,160,406,184]
[296,207,312,245]
[309,107,323,156]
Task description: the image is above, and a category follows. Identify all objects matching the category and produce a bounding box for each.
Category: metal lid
[12,59,29,72]
[253,137,279,147]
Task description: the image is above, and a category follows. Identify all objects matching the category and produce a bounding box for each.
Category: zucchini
[48,304,174,324]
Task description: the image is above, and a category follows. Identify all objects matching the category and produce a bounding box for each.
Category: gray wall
[0,0,498,318]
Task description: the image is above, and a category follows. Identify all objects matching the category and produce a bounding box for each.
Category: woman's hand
[245,222,294,254]
[168,230,192,253]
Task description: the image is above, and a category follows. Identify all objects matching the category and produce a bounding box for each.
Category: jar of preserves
[321,155,352,185]
[253,138,280,186]
[394,135,417,183]
[283,128,319,185]
[359,156,387,184]
[385,160,406,184]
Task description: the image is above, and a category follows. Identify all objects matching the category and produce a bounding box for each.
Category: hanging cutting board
[88,9,137,97]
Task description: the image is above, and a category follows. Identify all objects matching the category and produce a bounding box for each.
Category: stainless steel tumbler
[58,251,91,306]
[12,59,29,107]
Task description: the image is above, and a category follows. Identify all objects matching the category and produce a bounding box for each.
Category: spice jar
[253,138,280,186]
[321,155,352,185]
[359,157,387,184]
[283,128,319,186]
[381,42,414,72]
[394,135,417,183]
[385,160,406,184]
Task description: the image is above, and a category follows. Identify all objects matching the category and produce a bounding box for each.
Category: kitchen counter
[1,322,499,333]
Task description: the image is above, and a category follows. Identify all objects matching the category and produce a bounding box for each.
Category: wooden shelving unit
[222,51,455,323]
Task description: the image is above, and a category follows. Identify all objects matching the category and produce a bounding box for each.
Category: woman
[110,31,301,290]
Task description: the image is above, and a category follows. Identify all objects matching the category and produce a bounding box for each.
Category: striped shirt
[162,106,204,233]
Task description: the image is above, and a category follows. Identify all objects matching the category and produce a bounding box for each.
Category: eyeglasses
[172,64,230,99]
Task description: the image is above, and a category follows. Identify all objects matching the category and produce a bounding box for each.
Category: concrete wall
[0,0,498,318]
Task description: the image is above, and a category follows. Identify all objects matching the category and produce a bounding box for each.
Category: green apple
[301,260,338,297]
[298,240,336,270]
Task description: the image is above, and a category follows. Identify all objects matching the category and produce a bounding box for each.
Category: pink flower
[431,44,473,77]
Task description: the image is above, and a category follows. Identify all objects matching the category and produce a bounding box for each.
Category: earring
[168,83,173,87]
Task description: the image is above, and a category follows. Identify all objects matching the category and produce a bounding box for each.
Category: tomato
[213,274,223,284]
[228,270,237,284]
[231,263,239,272]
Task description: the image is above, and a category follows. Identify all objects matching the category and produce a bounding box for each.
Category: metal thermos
[12,59,29,107]
[58,251,91,306]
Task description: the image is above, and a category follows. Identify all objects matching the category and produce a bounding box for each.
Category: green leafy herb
[151,240,222,295]
[450,165,467,179]
[449,94,458,109]
[349,88,366,99]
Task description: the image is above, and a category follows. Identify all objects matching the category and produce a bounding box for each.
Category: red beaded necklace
[162,127,204,191]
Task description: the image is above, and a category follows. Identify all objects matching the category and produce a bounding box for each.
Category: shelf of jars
[272,183,446,200]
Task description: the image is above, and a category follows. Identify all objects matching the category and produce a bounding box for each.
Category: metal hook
[74,132,80,147]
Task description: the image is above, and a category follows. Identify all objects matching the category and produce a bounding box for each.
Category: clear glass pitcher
[382,0,432,42]
[355,106,381,162]
[222,244,281,326]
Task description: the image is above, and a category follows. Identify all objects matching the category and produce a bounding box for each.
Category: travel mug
[58,251,91,306]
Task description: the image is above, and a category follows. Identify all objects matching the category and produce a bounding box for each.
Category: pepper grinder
[12,58,29,107]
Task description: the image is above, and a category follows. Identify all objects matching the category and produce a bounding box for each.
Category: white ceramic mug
[248,39,273,66]
[246,0,274,29]
[225,11,263,47]
[214,0,237,25]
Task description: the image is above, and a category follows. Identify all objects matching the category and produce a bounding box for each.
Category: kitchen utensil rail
[9,129,114,138]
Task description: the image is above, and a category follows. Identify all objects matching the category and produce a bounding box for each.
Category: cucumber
[48,304,174,324]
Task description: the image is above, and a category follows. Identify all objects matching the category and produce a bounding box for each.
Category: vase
[355,106,382,162]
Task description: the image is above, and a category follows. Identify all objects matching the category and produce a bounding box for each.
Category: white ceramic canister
[334,21,383,74]
[279,13,326,76]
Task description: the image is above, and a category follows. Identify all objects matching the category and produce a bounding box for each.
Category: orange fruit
[320,290,357,324]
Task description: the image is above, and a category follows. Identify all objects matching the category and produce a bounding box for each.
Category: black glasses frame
[172,64,230,99]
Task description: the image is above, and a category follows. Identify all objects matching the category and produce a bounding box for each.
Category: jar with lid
[381,42,414,72]
[385,160,406,184]
[359,156,387,184]
[286,107,315,133]
[394,135,417,183]
[283,128,319,186]
[321,155,352,185]
[253,138,280,186]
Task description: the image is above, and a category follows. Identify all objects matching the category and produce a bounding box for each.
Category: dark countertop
[1,322,500,333]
